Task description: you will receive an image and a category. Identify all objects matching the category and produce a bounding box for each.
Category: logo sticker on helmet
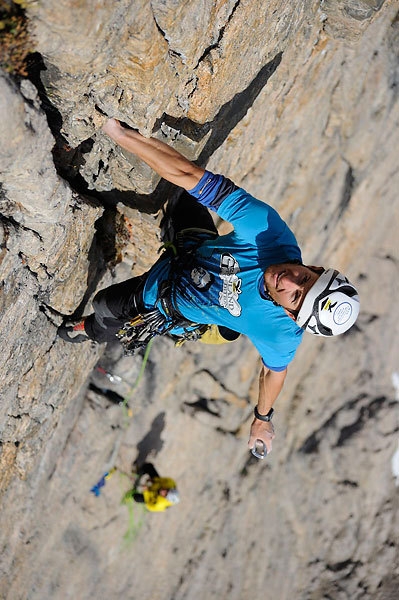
[334,302,352,325]
[322,298,338,313]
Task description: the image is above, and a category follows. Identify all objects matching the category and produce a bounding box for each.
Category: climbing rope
[121,337,154,419]
[90,339,154,497]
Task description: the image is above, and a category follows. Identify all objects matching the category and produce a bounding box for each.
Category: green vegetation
[0,1,33,76]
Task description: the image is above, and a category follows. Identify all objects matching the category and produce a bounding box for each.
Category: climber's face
[264,263,321,317]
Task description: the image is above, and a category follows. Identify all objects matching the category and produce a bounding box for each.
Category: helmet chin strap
[262,286,280,306]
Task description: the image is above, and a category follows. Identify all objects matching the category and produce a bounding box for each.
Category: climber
[58,118,360,456]
[124,462,180,512]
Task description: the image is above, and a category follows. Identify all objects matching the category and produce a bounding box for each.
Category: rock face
[0,1,398,599]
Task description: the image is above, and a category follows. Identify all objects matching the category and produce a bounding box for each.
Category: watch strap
[254,406,274,422]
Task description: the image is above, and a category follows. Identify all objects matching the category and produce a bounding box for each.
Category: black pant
[84,273,148,342]
[137,462,159,479]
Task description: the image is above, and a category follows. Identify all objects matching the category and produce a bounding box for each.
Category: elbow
[262,364,288,376]
[262,365,287,383]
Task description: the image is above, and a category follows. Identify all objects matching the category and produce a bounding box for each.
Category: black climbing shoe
[58,319,90,343]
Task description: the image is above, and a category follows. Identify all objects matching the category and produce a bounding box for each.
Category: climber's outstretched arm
[102,118,205,190]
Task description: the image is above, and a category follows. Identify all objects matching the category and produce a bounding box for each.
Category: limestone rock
[1,1,398,599]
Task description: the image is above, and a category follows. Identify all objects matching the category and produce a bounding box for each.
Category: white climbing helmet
[296,269,360,336]
[166,489,180,504]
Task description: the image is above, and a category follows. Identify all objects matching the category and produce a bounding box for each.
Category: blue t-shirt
[144,171,304,370]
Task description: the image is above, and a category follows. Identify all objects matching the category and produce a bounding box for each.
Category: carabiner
[251,439,267,459]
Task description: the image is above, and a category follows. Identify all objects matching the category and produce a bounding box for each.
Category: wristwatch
[254,406,274,422]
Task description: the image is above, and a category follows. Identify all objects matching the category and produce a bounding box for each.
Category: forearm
[256,365,287,415]
[248,365,287,453]
[103,119,205,190]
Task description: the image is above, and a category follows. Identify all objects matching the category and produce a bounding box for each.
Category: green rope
[121,337,154,422]
[122,497,145,546]
[158,241,177,256]
[109,340,154,543]
[120,472,145,546]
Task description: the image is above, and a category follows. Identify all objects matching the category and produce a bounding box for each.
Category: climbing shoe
[58,319,90,343]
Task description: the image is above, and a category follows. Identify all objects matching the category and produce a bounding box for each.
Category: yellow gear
[143,477,177,512]
[199,324,240,345]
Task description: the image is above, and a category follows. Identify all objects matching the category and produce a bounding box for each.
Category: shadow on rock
[134,411,166,468]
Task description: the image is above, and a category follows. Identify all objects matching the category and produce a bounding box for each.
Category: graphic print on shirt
[218,252,242,317]
[190,266,214,292]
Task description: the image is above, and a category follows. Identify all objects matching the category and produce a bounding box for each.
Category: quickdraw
[116,308,169,355]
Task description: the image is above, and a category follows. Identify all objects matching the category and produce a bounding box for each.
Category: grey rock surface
[0,1,398,599]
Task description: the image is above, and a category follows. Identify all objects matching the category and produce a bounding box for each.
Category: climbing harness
[116,228,218,354]
[158,227,220,345]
